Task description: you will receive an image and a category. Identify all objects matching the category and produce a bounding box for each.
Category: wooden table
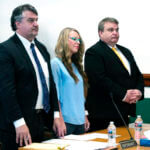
[19,124,150,150]
[93,124,150,150]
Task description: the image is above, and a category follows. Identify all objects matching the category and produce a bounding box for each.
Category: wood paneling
[143,74,150,87]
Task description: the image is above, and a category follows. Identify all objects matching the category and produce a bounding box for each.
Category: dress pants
[65,123,85,135]
[0,130,18,150]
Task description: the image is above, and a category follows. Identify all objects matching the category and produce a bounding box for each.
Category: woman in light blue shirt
[51,27,90,136]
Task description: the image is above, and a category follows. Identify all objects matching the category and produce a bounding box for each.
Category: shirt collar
[108,44,117,49]
[16,33,35,50]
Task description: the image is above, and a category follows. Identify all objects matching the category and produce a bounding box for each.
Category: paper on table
[67,141,108,150]
[20,143,69,150]
[63,133,120,140]
[44,139,108,150]
[63,133,107,140]
[144,130,150,139]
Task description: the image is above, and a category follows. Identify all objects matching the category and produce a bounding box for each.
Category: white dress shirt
[14,33,59,128]
[110,45,131,75]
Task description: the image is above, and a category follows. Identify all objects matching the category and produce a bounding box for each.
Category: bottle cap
[110,121,114,125]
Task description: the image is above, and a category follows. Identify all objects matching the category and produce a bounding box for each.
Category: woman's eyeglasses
[69,37,81,43]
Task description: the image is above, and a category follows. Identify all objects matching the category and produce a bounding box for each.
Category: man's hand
[132,89,142,101]
[124,89,142,104]
[16,124,32,146]
[53,118,66,137]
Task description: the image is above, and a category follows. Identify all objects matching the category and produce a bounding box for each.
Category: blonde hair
[55,27,88,92]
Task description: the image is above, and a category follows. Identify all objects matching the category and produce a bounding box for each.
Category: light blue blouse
[51,57,85,125]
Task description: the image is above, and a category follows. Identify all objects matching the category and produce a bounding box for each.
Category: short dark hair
[11,4,38,31]
[98,17,119,32]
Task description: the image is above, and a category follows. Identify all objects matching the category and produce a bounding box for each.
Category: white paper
[144,130,150,139]
[43,139,108,150]
[63,133,120,140]
[63,133,107,140]
[67,141,108,150]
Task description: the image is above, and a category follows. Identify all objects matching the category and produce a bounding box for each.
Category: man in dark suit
[0,4,65,150]
[84,17,144,131]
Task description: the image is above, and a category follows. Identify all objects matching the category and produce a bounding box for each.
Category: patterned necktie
[112,47,127,70]
[30,43,50,113]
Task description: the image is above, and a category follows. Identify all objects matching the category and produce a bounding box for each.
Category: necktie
[112,47,127,70]
[30,43,50,113]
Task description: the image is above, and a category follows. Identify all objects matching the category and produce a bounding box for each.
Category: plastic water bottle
[108,121,116,147]
[134,115,143,144]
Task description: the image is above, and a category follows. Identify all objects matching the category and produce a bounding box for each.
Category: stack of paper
[63,133,109,140]
[19,143,69,150]
[44,139,108,150]
[20,133,120,150]
[62,133,120,141]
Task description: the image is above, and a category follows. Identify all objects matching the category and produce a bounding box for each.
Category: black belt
[35,109,44,114]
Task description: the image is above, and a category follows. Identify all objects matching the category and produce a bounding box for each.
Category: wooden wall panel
[143,74,150,87]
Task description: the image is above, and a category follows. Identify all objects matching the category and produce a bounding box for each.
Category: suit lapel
[116,45,133,75]
[12,34,50,86]
[34,39,48,63]
[12,34,36,78]
[99,40,124,64]
[117,45,131,62]
[100,40,129,73]
[34,39,51,89]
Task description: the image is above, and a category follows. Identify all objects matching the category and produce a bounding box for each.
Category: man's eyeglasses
[69,37,81,43]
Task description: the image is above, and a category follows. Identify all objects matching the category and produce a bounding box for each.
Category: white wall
[0,0,150,73]
[0,0,150,97]
[0,0,150,82]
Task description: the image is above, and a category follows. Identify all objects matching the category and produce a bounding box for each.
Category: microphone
[109,93,137,149]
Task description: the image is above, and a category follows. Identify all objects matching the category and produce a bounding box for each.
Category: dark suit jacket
[84,40,144,119]
[0,34,59,134]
